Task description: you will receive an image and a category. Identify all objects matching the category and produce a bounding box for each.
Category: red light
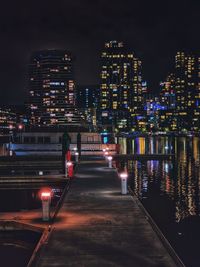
[39,188,52,200]
[66,161,73,167]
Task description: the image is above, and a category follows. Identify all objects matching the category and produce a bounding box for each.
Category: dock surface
[36,158,177,267]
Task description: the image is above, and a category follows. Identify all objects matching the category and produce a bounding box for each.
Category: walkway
[36,158,177,267]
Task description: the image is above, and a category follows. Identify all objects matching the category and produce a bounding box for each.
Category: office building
[28,50,82,127]
[100,41,143,132]
[175,52,200,131]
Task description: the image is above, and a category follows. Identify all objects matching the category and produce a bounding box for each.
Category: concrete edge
[28,171,73,267]
[27,227,52,267]
[113,162,185,267]
[0,220,44,233]
[128,186,186,267]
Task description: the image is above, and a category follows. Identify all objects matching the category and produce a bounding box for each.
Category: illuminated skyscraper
[175,52,200,131]
[159,74,177,131]
[76,85,100,131]
[160,74,176,110]
[100,41,143,131]
[28,50,81,126]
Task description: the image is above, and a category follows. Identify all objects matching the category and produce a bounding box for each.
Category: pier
[34,157,180,267]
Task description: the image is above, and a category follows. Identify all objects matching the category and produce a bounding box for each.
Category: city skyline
[0,0,199,104]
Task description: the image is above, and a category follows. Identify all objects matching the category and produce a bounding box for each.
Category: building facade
[28,50,82,127]
[100,41,143,132]
[76,85,100,131]
[0,108,17,134]
[175,52,200,132]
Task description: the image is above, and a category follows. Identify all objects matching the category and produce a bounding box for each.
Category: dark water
[116,136,200,267]
[0,182,66,211]
[0,181,66,267]
[0,230,41,267]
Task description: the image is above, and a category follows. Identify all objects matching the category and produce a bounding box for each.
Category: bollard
[104,151,109,158]
[41,190,51,221]
[75,152,79,163]
[107,156,113,168]
[119,172,128,195]
[68,162,74,178]
[66,150,71,161]
[65,161,73,178]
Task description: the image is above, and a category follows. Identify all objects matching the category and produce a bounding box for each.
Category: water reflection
[116,136,200,267]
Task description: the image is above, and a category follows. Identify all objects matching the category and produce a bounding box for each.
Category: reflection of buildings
[28,50,83,127]
[100,41,143,132]
[123,137,200,223]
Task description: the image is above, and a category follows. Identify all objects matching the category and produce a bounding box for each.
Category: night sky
[0,0,199,104]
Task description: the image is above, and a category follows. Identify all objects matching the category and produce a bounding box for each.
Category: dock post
[65,161,73,178]
[107,156,113,168]
[41,190,51,221]
[119,172,128,194]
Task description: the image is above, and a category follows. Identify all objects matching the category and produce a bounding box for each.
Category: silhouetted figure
[77,132,81,159]
[62,132,71,174]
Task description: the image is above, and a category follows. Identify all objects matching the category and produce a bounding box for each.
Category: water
[0,182,66,212]
[116,136,200,267]
[0,230,41,267]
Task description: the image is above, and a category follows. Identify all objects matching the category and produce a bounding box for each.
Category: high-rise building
[76,85,100,131]
[100,41,143,132]
[76,85,100,109]
[159,74,177,132]
[28,50,82,127]
[0,107,16,134]
[174,52,200,131]
[160,74,176,110]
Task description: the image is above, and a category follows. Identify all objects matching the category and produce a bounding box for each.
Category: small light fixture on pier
[107,156,113,168]
[40,189,52,221]
[65,161,73,178]
[104,151,109,156]
[119,172,128,195]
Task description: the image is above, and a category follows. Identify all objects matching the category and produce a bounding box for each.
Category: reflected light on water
[116,136,200,267]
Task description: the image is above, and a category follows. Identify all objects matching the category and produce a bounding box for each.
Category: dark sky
[0,0,199,104]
